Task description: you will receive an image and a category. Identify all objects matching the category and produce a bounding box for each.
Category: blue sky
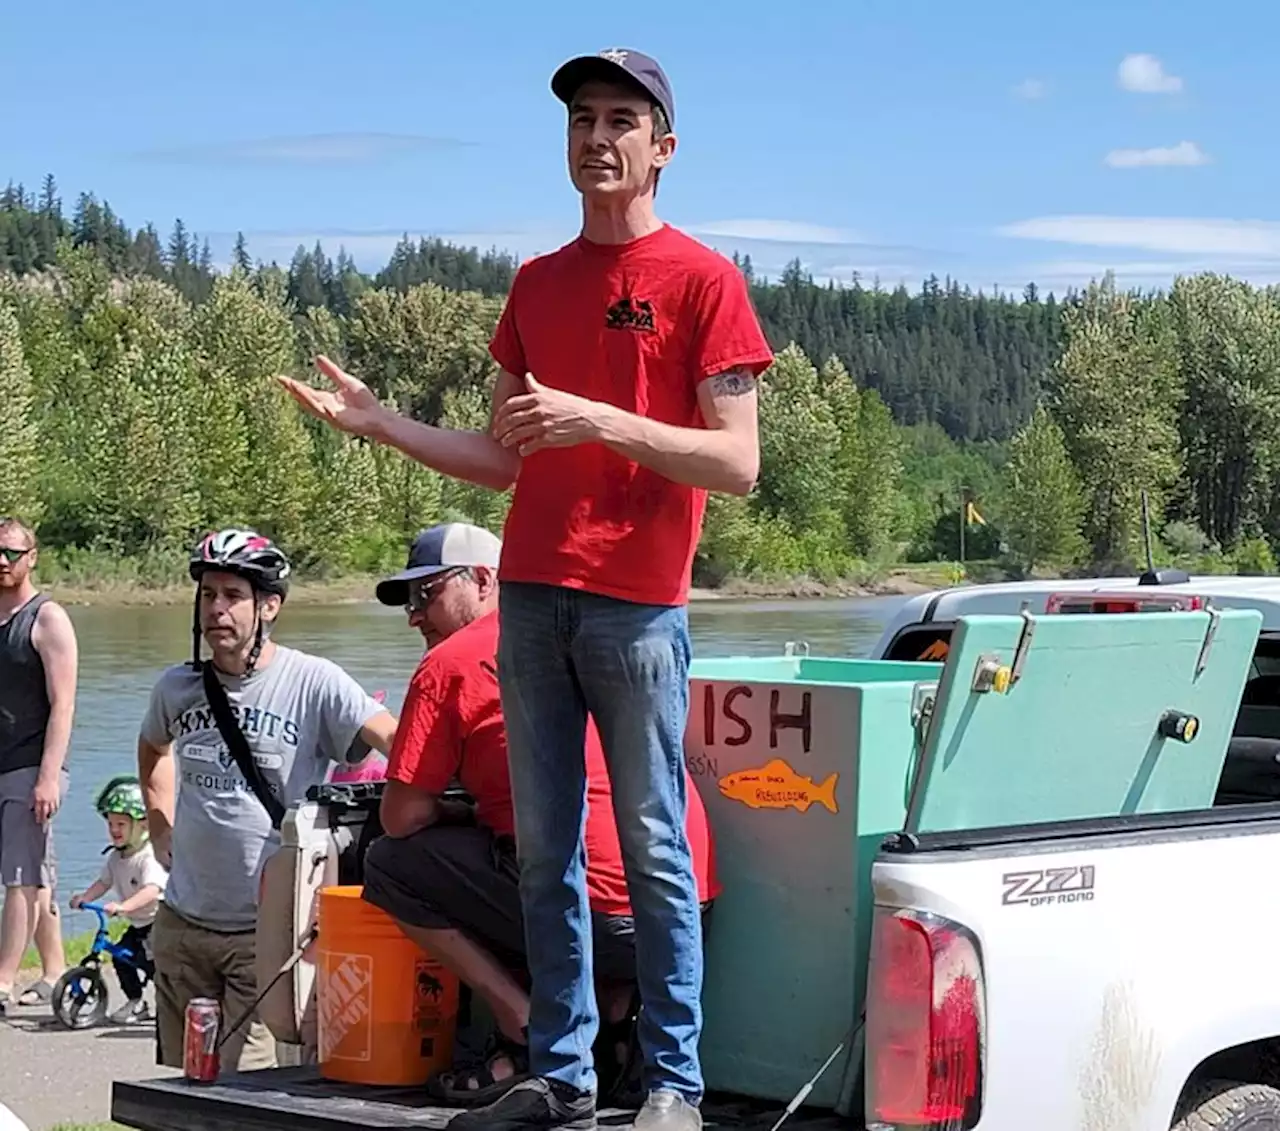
[6,0,1278,296]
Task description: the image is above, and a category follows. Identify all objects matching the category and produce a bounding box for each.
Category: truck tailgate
[112,1068,455,1130]
[111,1069,858,1131]
[868,815,1280,1131]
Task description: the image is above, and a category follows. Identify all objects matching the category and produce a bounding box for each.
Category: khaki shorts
[0,766,65,888]
[150,901,278,1074]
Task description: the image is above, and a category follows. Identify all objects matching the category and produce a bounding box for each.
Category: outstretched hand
[277,356,387,439]
[492,373,604,456]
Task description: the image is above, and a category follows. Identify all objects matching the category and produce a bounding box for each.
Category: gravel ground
[0,973,177,1130]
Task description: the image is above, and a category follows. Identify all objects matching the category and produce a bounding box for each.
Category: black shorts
[362,824,638,983]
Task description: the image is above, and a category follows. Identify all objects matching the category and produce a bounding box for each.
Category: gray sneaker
[109,999,151,1025]
[633,1091,702,1131]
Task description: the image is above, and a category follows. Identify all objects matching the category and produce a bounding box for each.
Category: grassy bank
[20,923,122,971]
[50,1124,128,1130]
[44,573,385,608]
[37,557,966,609]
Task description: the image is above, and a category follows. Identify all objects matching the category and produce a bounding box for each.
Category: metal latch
[1008,605,1037,687]
[1194,601,1220,677]
[911,682,937,743]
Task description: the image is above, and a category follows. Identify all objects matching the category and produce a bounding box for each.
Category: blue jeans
[497,581,704,1101]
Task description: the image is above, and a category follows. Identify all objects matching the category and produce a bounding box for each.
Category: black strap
[491,833,520,884]
[200,662,286,829]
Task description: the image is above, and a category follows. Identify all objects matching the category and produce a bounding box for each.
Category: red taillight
[866,908,984,1130]
[1045,591,1205,615]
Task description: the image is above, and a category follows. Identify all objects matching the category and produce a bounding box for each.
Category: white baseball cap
[375,523,502,607]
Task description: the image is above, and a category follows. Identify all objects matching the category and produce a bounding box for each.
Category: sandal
[427,1027,530,1107]
[595,988,642,1105]
[16,981,54,1007]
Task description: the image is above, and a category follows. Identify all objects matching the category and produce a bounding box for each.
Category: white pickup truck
[109,569,1280,1131]
[862,569,1280,1131]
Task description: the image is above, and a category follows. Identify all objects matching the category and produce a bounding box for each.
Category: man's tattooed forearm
[709,371,756,397]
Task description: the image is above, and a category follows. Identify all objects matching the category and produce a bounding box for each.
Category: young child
[69,774,168,1025]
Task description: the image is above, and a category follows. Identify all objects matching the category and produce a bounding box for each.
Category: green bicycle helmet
[95,775,146,821]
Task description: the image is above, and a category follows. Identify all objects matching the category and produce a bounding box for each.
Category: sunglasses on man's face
[405,569,464,612]
[0,547,32,564]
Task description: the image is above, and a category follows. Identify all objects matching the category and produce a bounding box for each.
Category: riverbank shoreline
[39,567,952,608]
[688,568,947,600]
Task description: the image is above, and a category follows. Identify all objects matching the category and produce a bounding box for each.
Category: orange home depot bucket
[316,885,460,1086]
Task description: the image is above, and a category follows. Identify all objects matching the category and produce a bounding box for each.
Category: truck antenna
[1141,489,1155,573]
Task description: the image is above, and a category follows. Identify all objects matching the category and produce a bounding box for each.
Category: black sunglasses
[0,547,32,564]
[405,568,465,612]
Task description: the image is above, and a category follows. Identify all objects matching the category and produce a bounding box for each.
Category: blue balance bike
[51,901,149,1030]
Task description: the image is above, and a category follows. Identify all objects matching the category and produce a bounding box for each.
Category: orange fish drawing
[717,759,839,814]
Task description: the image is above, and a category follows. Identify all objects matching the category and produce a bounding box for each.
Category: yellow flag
[965,500,986,526]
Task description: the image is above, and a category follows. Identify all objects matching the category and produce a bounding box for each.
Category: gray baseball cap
[375,523,502,607]
[551,48,676,127]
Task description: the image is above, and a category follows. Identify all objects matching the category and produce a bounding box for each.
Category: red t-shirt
[489,224,774,607]
[386,611,720,916]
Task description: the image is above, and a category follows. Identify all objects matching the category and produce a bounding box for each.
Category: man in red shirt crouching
[361,523,718,1107]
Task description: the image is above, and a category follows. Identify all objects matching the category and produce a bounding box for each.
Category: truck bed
[111,1068,857,1131]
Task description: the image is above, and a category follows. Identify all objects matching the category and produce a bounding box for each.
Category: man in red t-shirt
[280,47,773,1131]
[361,524,719,1107]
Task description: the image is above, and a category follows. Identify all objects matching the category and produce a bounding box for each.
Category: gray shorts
[0,766,65,889]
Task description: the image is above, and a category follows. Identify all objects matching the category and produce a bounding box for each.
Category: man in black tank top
[0,517,78,1008]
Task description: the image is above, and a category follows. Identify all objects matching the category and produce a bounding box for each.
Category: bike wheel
[51,964,109,1030]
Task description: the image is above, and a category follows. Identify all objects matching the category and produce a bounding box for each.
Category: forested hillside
[1,179,1056,442]
[1,176,1277,589]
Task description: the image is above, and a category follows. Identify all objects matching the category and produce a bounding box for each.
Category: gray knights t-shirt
[140,645,382,931]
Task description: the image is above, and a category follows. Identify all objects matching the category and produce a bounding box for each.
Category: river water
[48,594,908,922]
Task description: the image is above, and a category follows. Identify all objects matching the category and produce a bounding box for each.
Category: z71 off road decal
[1001,865,1095,907]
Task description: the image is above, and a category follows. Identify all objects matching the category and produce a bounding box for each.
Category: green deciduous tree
[1001,406,1085,571]
[0,303,43,525]
[1050,275,1181,567]
[345,283,503,422]
[1168,274,1280,548]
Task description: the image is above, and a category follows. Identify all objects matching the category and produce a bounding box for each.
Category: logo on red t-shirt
[604,296,656,333]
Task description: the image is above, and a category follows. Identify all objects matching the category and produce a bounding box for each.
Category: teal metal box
[684,655,940,1110]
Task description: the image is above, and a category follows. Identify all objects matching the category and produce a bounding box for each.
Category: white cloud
[686,219,863,245]
[997,216,1280,257]
[1117,53,1183,94]
[816,267,916,289]
[1104,140,1210,168]
[1022,259,1280,292]
[217,227,564,272]
[226,218,932,290]
[1012,78,1047,100]
[246,219,872,275]
[133,132,473,166]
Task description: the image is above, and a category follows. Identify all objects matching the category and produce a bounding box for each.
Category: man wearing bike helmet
[69,775,168,1025]
[137,527,397,1074]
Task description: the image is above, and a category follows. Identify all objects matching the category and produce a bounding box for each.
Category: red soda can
[183,997,221,1083]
